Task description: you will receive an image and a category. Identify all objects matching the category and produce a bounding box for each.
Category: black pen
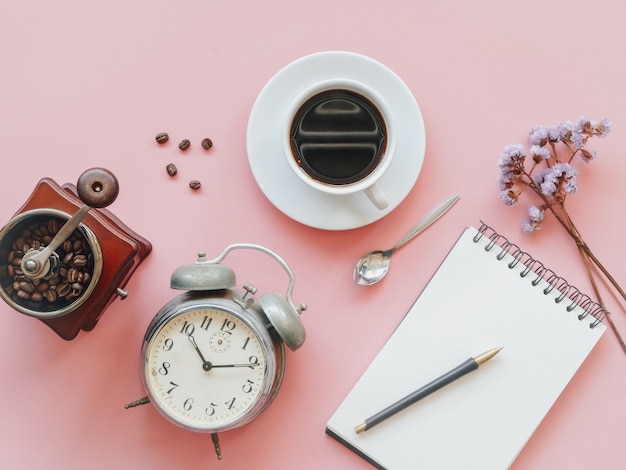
[354,347,502,433]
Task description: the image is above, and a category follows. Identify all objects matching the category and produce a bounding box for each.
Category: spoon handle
[389,194,460,253]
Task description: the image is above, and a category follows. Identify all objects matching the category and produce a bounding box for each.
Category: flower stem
[576,248,626,355]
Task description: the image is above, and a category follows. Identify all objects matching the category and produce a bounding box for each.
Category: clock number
[205,403,218,416]
[180,321,195,336]
[242,380,254,394]
[249,355,260,366]
[183,398,194,411]
[163,338,174,351]
[225,397,236,410]
[220,319,236,333]
[200,315,212,331]
[241,337,250,350]
[167,382,179,394]
[159,362,171,375]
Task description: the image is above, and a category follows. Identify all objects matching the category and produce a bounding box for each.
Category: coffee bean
[13,237,26,251]
[16,290,31,300]
[156,132,169,144]
[19,281,35,293]
[67,268,80,283]
[3,217,95,308]
[73,239,84,253]
[56,283,71,297]
[45,289,58,302]
[166,163,178,177]
[62,252,74,265]
[179,139,191,151]
[72,255,88,267]
[201,138,213,150]
[47,219,60,234]
[189,180,201,190]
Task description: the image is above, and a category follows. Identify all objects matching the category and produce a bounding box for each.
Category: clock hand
[187,334,212,371]
[209,363,260,369]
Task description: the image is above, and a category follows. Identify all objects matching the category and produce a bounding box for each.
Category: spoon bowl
[353,194,459,285]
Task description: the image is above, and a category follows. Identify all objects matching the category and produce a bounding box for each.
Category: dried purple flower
[529,126,549,146]
[498,116,609,230]
[530,145,551,160]
[498,117,626,356]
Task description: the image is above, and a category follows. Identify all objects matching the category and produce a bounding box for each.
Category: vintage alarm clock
[0,168,151,340]
[125,243,307,459]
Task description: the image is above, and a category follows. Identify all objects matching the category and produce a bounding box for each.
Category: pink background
[1,1,625,468]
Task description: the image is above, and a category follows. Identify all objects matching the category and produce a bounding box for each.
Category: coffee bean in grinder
[0,168,151,339]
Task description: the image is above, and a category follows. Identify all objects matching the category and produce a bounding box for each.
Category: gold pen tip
[474,347,503,365]
[354,423,366,434]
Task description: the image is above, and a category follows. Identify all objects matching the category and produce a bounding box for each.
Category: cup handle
[365,183,389,210]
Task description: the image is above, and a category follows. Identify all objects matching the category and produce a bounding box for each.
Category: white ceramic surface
[246,51,425,230]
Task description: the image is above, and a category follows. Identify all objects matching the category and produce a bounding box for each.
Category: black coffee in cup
[289,89,387,185]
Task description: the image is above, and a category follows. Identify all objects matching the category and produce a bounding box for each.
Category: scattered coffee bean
[179,139,191,151]
[201,138,213,150]
[166,163,178,177]
[156,132,169,144]
[189,180,201,190]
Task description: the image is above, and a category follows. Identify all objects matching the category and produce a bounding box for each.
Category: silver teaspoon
[353,194,460,285]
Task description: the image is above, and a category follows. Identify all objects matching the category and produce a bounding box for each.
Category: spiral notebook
[326,223,606,470]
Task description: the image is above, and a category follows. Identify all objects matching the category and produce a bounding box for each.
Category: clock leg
[211,433,222,460]
[124,396,150,409]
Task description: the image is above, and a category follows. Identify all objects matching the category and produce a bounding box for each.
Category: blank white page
[326,225,605,470]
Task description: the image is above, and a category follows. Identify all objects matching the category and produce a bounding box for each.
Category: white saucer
[246,51,425,231]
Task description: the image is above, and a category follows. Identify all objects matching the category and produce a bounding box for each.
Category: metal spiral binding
[474,221,606,328]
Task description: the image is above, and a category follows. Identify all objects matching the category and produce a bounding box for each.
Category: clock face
[143,306,269,431]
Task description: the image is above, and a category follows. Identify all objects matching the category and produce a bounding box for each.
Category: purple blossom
[533,163,578,199]
[521,219,536,233]
[580,148,597,163]
[499,190,517,206]
[547,125,562,141]
[528,205,544,222]
[575,115,592,133]
[598,118,612,136]
[575,115,612,138]
[497,144,526,189]
[530,145,551,160]
[498,144,525,167]
[529,126,548,146]
[498,116,611,236]
[571,132,585,148]
[521,205,545,233]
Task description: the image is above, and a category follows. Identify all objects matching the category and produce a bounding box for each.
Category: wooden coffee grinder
[0,168,151,340]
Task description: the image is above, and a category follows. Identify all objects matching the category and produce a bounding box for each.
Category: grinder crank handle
[20,168,119,279]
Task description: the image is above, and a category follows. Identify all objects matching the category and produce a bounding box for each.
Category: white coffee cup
[283,79,396,210]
